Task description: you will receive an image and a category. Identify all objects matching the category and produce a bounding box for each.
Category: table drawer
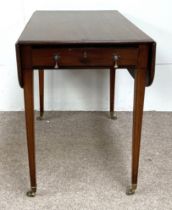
[32,47,138,68]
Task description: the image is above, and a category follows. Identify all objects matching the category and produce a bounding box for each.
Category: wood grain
[23,68,36,191]
[110,68,116,113]
[38,70,44,118]
[131,45,148,187]
[16,11,156,88]
[32,47,138,68]
[17,11,154,44]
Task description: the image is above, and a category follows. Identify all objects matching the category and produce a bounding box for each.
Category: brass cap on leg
[26,187,36,197]
[126,184,137,195]
[110,111,117,120]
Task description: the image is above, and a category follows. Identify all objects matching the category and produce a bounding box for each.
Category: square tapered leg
[37,69,44,120]
[110,68,117,120]
[126,67,146,195]
[23,68,37,197]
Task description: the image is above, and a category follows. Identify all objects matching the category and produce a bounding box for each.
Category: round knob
[113,55,119,69]
[54,54,60,69]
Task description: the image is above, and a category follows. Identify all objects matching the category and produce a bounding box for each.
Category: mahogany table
[16,11,156,197]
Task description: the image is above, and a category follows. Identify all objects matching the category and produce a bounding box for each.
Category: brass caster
[26,190,36,197]
[36,115,44,120]
[26,187,36,197]
[126,184,137,195]
[110,112,117,120]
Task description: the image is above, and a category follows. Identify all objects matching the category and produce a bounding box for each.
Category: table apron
[31,47,139,69]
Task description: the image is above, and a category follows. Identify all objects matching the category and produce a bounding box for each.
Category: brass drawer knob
[80,51,88,64]
[113,55,120,69]
[54,54,60,69]
[83,51,88,59]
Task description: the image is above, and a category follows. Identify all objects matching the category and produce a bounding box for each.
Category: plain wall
[0,0,172,111]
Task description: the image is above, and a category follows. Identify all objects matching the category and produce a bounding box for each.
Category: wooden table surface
[18,11,154,44]
[16,10,156,197]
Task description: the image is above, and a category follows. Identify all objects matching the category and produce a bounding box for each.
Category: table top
[17,10,154,45]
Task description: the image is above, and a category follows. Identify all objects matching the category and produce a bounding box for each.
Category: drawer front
[32,47,138,68]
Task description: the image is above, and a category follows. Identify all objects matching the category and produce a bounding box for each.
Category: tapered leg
[37,69,44,120]
[126,68,146,195]
[23,69,37,197]
[110,68,117,119]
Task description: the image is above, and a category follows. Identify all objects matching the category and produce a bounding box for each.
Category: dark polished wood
[23,68,36,192]
[15,11,156,196]
[32,47,138,69]
[18,11,154,44]
[16,11,156,88]
[110,68,116,114]
[132,45,148,185]
[38,70,44,118]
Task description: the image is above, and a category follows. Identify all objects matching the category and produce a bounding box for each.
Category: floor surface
[0,111,172,210]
